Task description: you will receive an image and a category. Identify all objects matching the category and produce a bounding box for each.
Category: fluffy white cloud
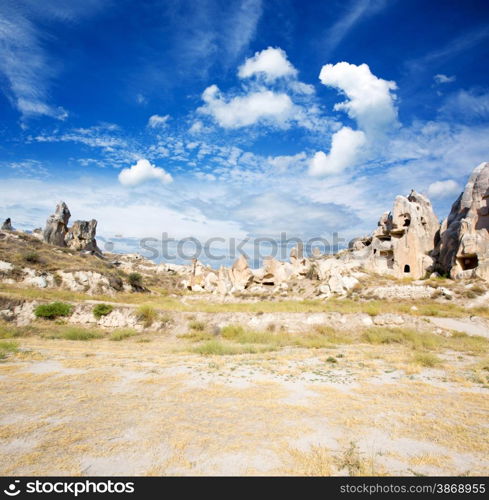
[319,62,398,134]
[238,47,297,82]
[118,159,173,186]
[199,84,293,128]
[309,126,366,176]
[434,73,456,84]
[148,114,170,128]
[427,179,461,199]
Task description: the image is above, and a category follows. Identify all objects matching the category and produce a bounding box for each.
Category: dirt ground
[1,333,488,476]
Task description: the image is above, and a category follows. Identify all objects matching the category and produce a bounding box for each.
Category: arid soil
[1,328,488,476]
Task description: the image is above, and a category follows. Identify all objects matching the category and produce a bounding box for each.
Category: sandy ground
[1,335,488,476]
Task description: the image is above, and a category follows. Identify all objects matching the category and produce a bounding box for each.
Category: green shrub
[23,251,41,264]
[136,305,157,327]
[128,272,143,287]
[93,303,114,319]
[34,302,72,320]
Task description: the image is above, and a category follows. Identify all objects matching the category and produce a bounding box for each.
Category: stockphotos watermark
[111,232,348,262]
[3,479,135,497]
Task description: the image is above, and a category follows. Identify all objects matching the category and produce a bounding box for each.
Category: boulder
[1,218,12,231]
[43,202,71,246]
[435,162,489,280]
[65,219,100,254]
[262,257,291,284]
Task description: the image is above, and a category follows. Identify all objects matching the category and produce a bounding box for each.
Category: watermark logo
[3,480,21,497]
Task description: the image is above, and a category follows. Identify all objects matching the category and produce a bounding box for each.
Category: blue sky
[0,0,488,264]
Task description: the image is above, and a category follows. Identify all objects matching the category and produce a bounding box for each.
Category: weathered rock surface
[65,219,100,254]
[1,218,12,231]
[42,202,101,254]
[43,202,71,246]
[436,162,489,280]
[348,190,439,279]
[230,255,253,291]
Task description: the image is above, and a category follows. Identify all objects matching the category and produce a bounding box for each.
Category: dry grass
[0,340,18,359]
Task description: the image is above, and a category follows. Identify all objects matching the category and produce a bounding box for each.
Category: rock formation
[1,218,12,231]
[230,255,254,291]
[435,162,489,280]
[65,220,100,254]
[42,202,101,254]
[348,190,439,279]
[43,202,71,246]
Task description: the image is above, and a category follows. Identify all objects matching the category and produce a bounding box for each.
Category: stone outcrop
[435,162,489,280]
[43,202,71,246]
[349,190,439,279]
[230,255,253,291]
[1,218,12,231]
[42,202,101,254]
[65,219,100,254]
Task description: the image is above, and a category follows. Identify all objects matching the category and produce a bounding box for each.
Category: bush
[23,251,41,264]
[128,272,143,287]
[93,303,114,319]
[136,305,157,327]
[34,302,72,320]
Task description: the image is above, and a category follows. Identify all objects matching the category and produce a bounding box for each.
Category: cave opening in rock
[404,264,410,273]
[458,254,479,270]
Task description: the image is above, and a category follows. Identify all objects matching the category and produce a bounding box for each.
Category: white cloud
[323,0,389,56]
[434,74,456,84]
[439,89,489,121]
[238,47,297,82]
[309,126,366,176]
[427,179,461,199]
[148,114,170,128]
[0,2,104,121]
[319,61,398,135]
[199,84,293,128]
[267,152,307,171]
[118,159,173,187]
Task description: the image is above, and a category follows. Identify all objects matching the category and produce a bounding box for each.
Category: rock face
[1,218,12,231]
[349,190,439,279]
[436,162,489,280]
[43,202,71,246]
[230,255,253,291]
[42,202,101,254]
[65,219,100,253]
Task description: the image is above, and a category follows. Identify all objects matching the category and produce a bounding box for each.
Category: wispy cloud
[406,24,489,74]
[163,0,262,78]
[0,1,107,122]
[322,0,390,56]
